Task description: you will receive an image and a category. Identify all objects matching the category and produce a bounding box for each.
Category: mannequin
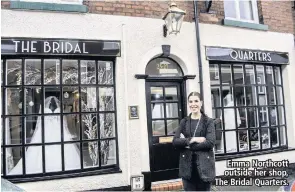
[220,93,241,152]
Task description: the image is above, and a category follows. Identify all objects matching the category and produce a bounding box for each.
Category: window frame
[20,0,83,5]
[210,62,287,156]
[1,56,120,181]
[224,0,259,23]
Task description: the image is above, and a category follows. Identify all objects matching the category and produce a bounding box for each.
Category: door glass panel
[152,120,165,136]
[167,120,179,135]
[166,103,178,118]
[151,87,163,101]
[151,104,164,119]
[165,87,177,101]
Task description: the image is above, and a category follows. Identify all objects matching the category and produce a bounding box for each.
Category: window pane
[276,87,283,105]
[62,86,79,112]
[261,128,270,149]
[45,115,61,143]
[101,139,116,166]
[211,87,221,108]
[26,146,43,174]
[82,113,98,140]
[222,87,234,107]
[99,87,114,111]
[245,86,257,106]
[270,127,279,148]
[280,126,286,146]
[239,130,249,151]
[6,88,22,115]
[224,0,237,18]
[248,108,259,128]
[166,103,178,118]
[245,65,255,84]
[151,103,164,119]
[259,107,269,127]
[221,64,232,84]
[44,59,60,85]
[239,0,254,20]
[44,87,61,113]
[266,66,274,85]
[274,67,281,85]
[250,129,260,150]
[256,65,265,84]
[62,60,78,84]
[225,131,237,153]
[258,91,267,105]
[1,60,3,86]
[215,131,223,153]
[152,120,165,136]
[83,141,98,168]
[270,107,278,126]
[25,59,41,85]
[167,119,179,135]
[233,65,244,84]
[81,60,96,84]
[6,147,23,175]
[151,87,163,101]
[81,87,97,112]
[268,87,276,105]
[64,114,80,140]
[165,87,178,101]
[46,145,62,172]
[6,59,22,85]
[237,108,247,128]
[25,87,42,115]
[64,142,81,170]
[145,58,183,77]
[99,113,115,138]
[25,115,41,144]
[235,86,246,106]
[223,108,236,130]
[278,106,285,125]
[212,109,222,120]
[98,61,113,84]
[210,64,220,85]
[5,117,22,145]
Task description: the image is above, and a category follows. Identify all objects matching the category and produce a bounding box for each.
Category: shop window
[21,0,83,5]
[1,58,118,177]
[224,0,259,23]
[210,63,286,154]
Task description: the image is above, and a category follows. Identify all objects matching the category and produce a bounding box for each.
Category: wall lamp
[162,2,186,37]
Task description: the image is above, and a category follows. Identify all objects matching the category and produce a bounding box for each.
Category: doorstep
[151,179,183,191]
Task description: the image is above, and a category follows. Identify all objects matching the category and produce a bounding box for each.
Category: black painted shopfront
[1,37,121,182]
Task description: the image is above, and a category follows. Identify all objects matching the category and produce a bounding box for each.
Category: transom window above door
[145,57,183,77]
[224,0,259,23]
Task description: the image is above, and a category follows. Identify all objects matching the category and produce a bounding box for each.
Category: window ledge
[222,19,269,31]
[10,1,88,13]
[215,147,295,161]
[4,167,121,183]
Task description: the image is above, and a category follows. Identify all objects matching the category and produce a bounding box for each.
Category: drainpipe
[193,0,205,112]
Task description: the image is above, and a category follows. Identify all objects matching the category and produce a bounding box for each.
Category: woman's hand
[189,137,206,144]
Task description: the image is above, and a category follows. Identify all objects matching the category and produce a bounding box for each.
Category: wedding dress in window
[220,93,241,152]
[8,96,81,175]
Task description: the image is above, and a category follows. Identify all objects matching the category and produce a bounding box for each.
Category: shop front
[1,37,121,181]
[199,23,295,176]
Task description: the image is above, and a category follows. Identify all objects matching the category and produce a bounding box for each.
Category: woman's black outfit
[172,114,216,191]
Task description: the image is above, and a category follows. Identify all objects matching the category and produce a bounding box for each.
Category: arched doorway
[145,57,185,182]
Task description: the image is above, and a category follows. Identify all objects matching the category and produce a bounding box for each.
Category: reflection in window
[2,59,118,177]
[210,64,286,154]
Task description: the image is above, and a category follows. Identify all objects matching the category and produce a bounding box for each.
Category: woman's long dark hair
[188,91,205,116]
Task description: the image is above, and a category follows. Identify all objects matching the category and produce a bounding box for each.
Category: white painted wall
[2,9,295,191]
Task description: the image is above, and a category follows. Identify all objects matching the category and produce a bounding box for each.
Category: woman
[173,91,216,191]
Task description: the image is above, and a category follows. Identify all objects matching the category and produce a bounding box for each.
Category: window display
[2,58,117,177]
[210,64,286,154]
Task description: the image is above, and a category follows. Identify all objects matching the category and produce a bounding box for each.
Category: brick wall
[1,0,295,34]
[84,1,195,22]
